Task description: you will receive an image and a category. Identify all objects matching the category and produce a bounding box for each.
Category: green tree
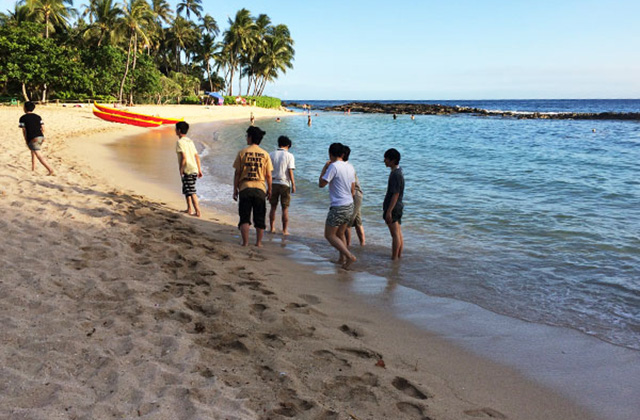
[176,0,201,20]
[24,0,75,39]
[117,0,153,103]
[81,0,122,46]
[194,33,219,91]
[222,8,256,95]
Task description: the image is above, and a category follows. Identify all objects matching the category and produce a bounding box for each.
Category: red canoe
[93,108,162,127]
[94,102,183,125]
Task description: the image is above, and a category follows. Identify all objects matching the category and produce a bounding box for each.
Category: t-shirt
[322,160,355,207]
[19,113,44,142]
[176,136,199,175]
[383,167,404,212]
[270,148,295,186]
[233,144,273,192]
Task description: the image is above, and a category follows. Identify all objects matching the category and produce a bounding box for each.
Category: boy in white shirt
[319,143,357,269]
[175,121,203,217]
[269,136,296,235]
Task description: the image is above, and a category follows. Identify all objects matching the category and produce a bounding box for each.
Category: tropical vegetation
[0,0,295,104]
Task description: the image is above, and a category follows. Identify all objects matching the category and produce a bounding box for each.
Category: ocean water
[188,99,640,351]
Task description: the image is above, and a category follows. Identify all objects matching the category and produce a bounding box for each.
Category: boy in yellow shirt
[175,121,203,217]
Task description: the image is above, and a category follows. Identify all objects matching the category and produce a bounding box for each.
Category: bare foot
[255,242,263,247]
[282,230,290,236]
[341,254,356,270]
[181,209,193,215]
[268,229,276,234]
[194,211,201,218]
[47,172,55,176]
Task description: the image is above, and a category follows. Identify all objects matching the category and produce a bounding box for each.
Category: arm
[266,172,272,200]
[195,153,203,178]
[385,193,400,224]
[351,182,356,197]
[178,152,186,175]
[21,127,27,142]
[319,161,331,188]
[233,168,241,201]
[288,168,296,193]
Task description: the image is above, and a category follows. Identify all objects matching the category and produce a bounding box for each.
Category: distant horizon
[283,98,640,101]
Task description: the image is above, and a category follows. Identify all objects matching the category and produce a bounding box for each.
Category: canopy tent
[205,91,224,105]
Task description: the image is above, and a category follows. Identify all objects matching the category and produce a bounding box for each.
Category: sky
[3,0,639,99]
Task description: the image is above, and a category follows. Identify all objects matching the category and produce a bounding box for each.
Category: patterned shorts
[28,137,44,151]
[325,203,354,228]
[181,173,198,196]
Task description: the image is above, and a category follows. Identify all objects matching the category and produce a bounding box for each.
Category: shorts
[239,188,266,229]
[269,183,291,208]
[181,173,198,196]
[325,203,354,228]
[349,192,363,227]
[383,206,403,225]
[28,137,44,151]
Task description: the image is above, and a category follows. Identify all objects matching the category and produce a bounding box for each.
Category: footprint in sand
[299,294,321,305]
[339,324,361,338]
[397,401,432,420]
[464,408,507,419]
[336,347,382,360]
[392,377,430,400]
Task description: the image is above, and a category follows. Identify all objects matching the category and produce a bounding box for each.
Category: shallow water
[188,101,640,351]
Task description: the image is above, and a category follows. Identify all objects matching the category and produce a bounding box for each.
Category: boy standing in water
[269,136,296,235]
[319,143,357,269]
[343,146,365,246]
[19,101,54,175]
[383,148,404,260]
[233,126,273,247]
[175,121,203,217]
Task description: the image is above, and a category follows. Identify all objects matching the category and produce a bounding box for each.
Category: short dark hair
[175,121,189,134]
[328,143,344,158]
[278,135,292,148]
[384,148,401,165]
[247,126,266,144]
[24,101,36,112]
[342,145,351,162]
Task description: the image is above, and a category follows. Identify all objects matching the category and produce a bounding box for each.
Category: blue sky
[3,0,639,99]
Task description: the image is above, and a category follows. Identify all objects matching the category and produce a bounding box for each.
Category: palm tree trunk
[21,83,30,102]
[129,33,138,105]
[207,62,213,91]
[119,36,133,104]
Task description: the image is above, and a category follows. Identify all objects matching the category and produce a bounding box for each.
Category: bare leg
[355,224,366,246]
[184,196,194,214]
[281,206,290,235]
[191,194,201,217]
[255,228,264,247]
[33,150,54,175]
[325,224,356,269]
[31,151,36,171]
[345,227,352,247]
[239,223,250,246]
[269,205,277,233]
[387,222,403,260]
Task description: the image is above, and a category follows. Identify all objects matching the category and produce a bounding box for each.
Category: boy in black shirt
[383,148,404,260]
[19,101,54,175]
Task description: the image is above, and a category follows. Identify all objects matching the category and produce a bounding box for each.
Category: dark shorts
[269,183,291,208]
[181,173,198,196]
[239,188,266,229]
[383,206,403,225]
[28,137,44,151]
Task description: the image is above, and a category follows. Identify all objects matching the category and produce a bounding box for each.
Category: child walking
[175,121,203,217]
[19,101,54,175]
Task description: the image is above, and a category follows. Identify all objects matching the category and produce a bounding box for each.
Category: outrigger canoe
[94,102,183,125]
[92,108,162,128]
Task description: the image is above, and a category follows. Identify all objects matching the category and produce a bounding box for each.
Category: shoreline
[0,104,627,419]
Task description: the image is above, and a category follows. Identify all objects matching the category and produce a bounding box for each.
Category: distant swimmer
[250,112,255,125]
[307,115,312,126]
[393,113,397,120]
[411,114,415,120]
[276,117,281,123]
[592,128,596,133]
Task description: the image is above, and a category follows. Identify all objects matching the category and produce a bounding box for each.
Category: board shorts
[28,137,44,151]
[383,205,403,225]
[239,188,266,229]
[326,203,354,228]
[349,191,363,227]
[269,183,291,208]
[181,173,198,196]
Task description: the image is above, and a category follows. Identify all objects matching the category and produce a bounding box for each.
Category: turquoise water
[188,102,640,350]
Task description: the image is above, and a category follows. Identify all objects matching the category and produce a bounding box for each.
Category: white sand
[0,104,598,419]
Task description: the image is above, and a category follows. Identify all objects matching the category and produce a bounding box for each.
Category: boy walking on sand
[175,121,203,217]
[319,143,357,269]
[19,101,54,175]
[269,136,296,235]
[383,148,404,260]
[233,126,273,247]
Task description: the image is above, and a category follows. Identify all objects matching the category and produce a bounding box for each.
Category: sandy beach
[0,104,601,419]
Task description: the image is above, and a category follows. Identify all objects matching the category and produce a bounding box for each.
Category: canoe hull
[93,108,162,127]
[94,102,182,125]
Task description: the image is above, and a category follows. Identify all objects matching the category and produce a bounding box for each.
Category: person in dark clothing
[19,101,54,175]
[383,148,404,260]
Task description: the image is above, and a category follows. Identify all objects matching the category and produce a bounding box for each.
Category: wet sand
[0,104,623,419]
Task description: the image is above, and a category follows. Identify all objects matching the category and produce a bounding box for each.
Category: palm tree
[117,0,153,103]
[166,16,197,72]
[24,0,75,38]
[150,0,172,25]
[2,3,31,24]
[194,33,220,91]
[222,8,256,96]
[175,0,201,20]
[82,0,122,46]
[254,28,294,96]
[199,13,218,36]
